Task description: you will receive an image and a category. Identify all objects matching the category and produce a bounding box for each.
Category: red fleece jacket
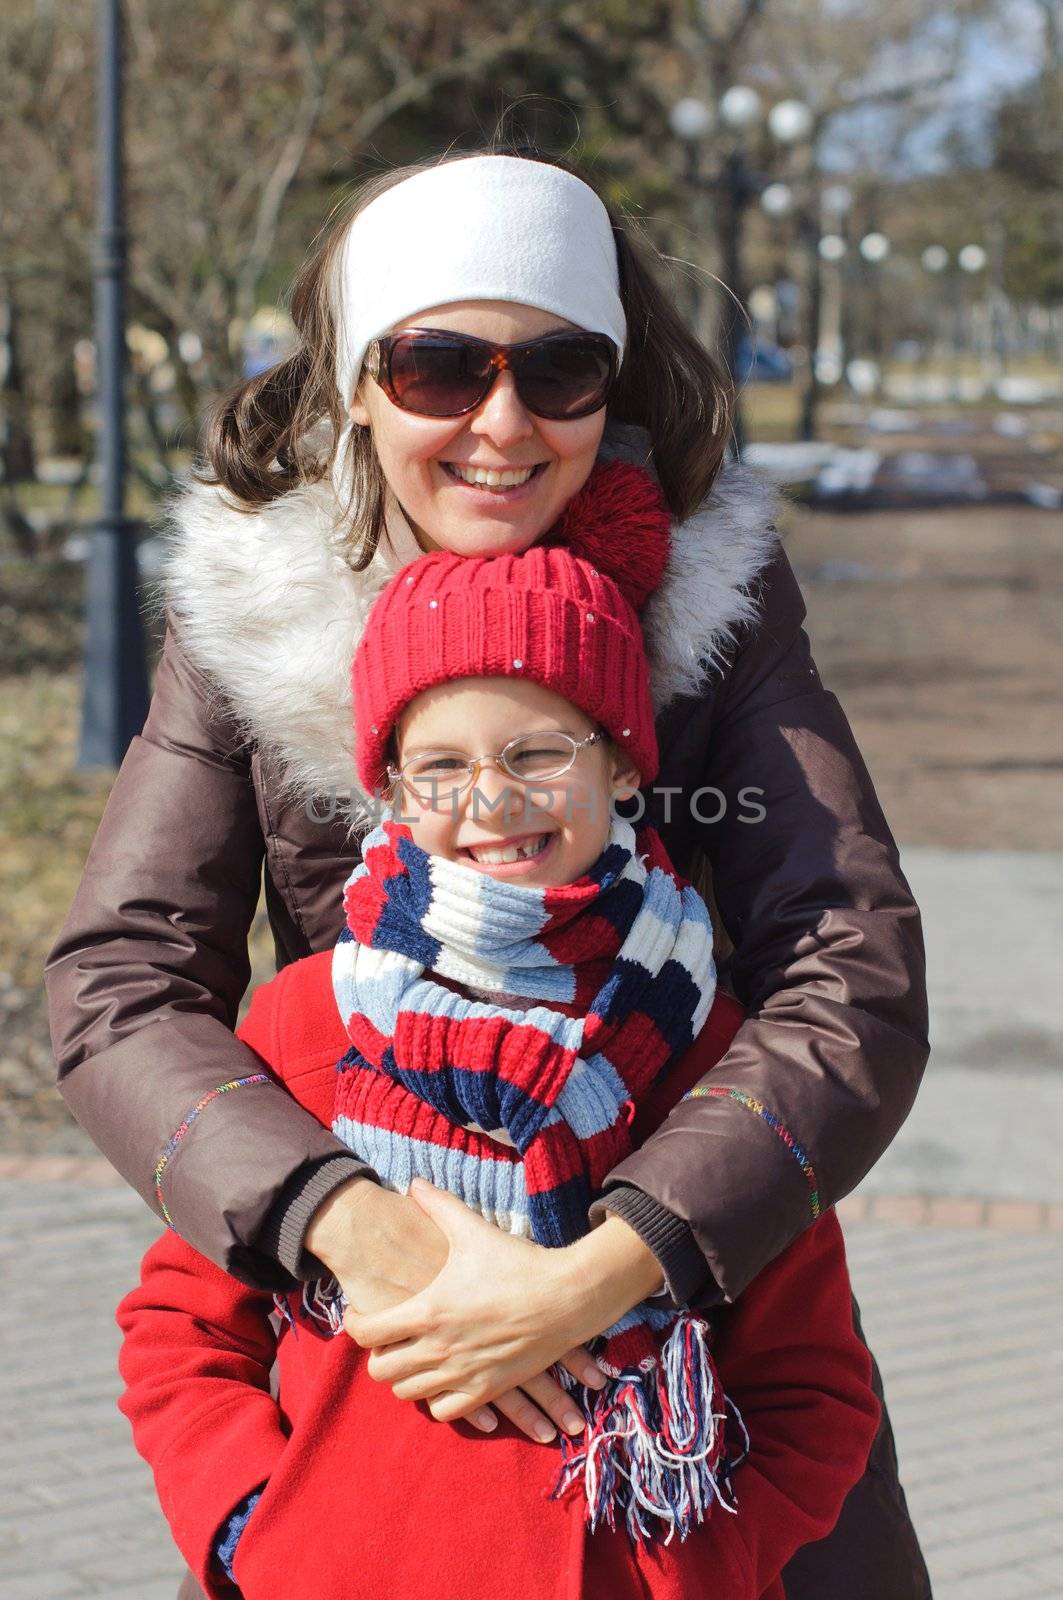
[117,954,879,1600]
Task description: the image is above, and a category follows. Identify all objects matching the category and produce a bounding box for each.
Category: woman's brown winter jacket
[45,433,928,1306]
[46,434,933,1599]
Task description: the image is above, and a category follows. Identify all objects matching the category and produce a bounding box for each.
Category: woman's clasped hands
[306,1174,607,1442]
[323,1177,666,1440]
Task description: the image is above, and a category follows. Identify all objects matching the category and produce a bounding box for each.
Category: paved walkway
[859,848,1063,1205]
[1,1177,1061,1599]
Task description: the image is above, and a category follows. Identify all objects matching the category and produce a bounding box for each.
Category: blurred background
[1,3,1061,1596]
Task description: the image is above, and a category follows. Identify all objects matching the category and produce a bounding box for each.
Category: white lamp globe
[177,330,203,364]
[761,183,794,218]
[958,244,987,274]
[719,85,763,129]
[819,233,847,262]
[921,245,949,274]
[768,99,813,145]
[846,358,880,395]
[859,231,891,264]
[749,284,778,322]
[822,184,854,218]
[669,98,714,142]
[815,350,844,385]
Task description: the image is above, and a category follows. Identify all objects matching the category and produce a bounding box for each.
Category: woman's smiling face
[347,300,607,558]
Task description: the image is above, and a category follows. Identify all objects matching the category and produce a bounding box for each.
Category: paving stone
[94,1585,184,1600]
[932,1524,1063,1575]
[0,1570,95,1600]
[933,1568,1059,1600]
[1022,1556,1063,1587]
[927,1197,987,1228]
[985,1200,1050,1231]
[868,1193,929,1225]
[844,1220,1063,1600]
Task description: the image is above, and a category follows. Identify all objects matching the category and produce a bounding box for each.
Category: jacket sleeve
[116,1228,287,1599]
[695,1209,881,1595]
[592,548,929,1304]
[45,620,372,1287]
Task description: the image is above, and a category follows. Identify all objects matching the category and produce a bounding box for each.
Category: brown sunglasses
[365,328,617,420]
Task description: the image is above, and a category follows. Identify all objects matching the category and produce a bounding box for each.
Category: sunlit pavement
[859,847,1063,1206]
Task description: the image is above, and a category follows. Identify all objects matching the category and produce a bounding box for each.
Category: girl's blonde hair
[202,142,734,571]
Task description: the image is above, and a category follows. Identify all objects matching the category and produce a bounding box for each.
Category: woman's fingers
[424,1371,589,1442]
[364,1329,606,1397]
[346,1298,429,1351]
[558,1345,608,1391]
[375,1340,608,1435]
[390,1369,450,1402]
[418,1392,501,1432]
[429,1383,559,1438]
[513,1371,588,1438]
[364,1334,441,1386]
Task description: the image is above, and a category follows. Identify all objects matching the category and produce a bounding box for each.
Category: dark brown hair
[201,144,734,571]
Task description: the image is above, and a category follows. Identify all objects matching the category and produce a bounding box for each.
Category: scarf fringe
[550,1311,746,1545]
[274,1277,346,1338]
[278,1284,749,1546]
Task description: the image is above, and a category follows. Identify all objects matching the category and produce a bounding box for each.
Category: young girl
[117,526,880,1600]
[48,148,929,1596]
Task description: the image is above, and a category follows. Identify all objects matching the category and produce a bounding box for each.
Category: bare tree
[1,0,1038,493]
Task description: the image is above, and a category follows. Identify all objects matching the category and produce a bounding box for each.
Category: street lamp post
[921,244,951,382]
[784,179,848,444]
[717,144,763,457]
[921,243,987,395]
[808,184,853,432]
[78,0,148,771]
[797,199,825,443]
[670,89,812,459]
[856,230,890,395]
[958,244,988,385]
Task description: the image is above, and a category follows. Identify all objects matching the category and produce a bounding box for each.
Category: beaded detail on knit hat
[353,461,672,794]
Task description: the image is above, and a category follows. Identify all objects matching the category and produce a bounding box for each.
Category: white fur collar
[161,426,779,804]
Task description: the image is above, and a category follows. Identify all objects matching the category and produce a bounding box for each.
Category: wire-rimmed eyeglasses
[387,729,604,807]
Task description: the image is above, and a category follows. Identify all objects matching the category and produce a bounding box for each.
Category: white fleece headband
[332,156,627,407]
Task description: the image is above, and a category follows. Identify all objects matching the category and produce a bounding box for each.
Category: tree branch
[345,22,542,148]
[234,15,325,323]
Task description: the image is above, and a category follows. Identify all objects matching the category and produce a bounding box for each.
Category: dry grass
[0,642,118,1145]
[0,639,274,1149]
[1,558,206,1148]
[744,382,803,439]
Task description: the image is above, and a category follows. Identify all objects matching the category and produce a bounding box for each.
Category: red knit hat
[353,462,671,794]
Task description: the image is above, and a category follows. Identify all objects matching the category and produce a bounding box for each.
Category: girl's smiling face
[347,300,608,558]
[389,676,641,888]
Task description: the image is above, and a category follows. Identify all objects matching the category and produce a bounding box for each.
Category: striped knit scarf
[325,814,743,1543]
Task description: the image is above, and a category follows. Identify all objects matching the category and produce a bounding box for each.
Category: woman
[46,146,930,1598]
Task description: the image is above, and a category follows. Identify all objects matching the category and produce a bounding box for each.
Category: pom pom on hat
[545,461,672,610]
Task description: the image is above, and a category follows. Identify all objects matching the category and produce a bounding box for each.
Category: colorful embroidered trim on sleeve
[154,1075,271,1229]
[684,1083,821,1220]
